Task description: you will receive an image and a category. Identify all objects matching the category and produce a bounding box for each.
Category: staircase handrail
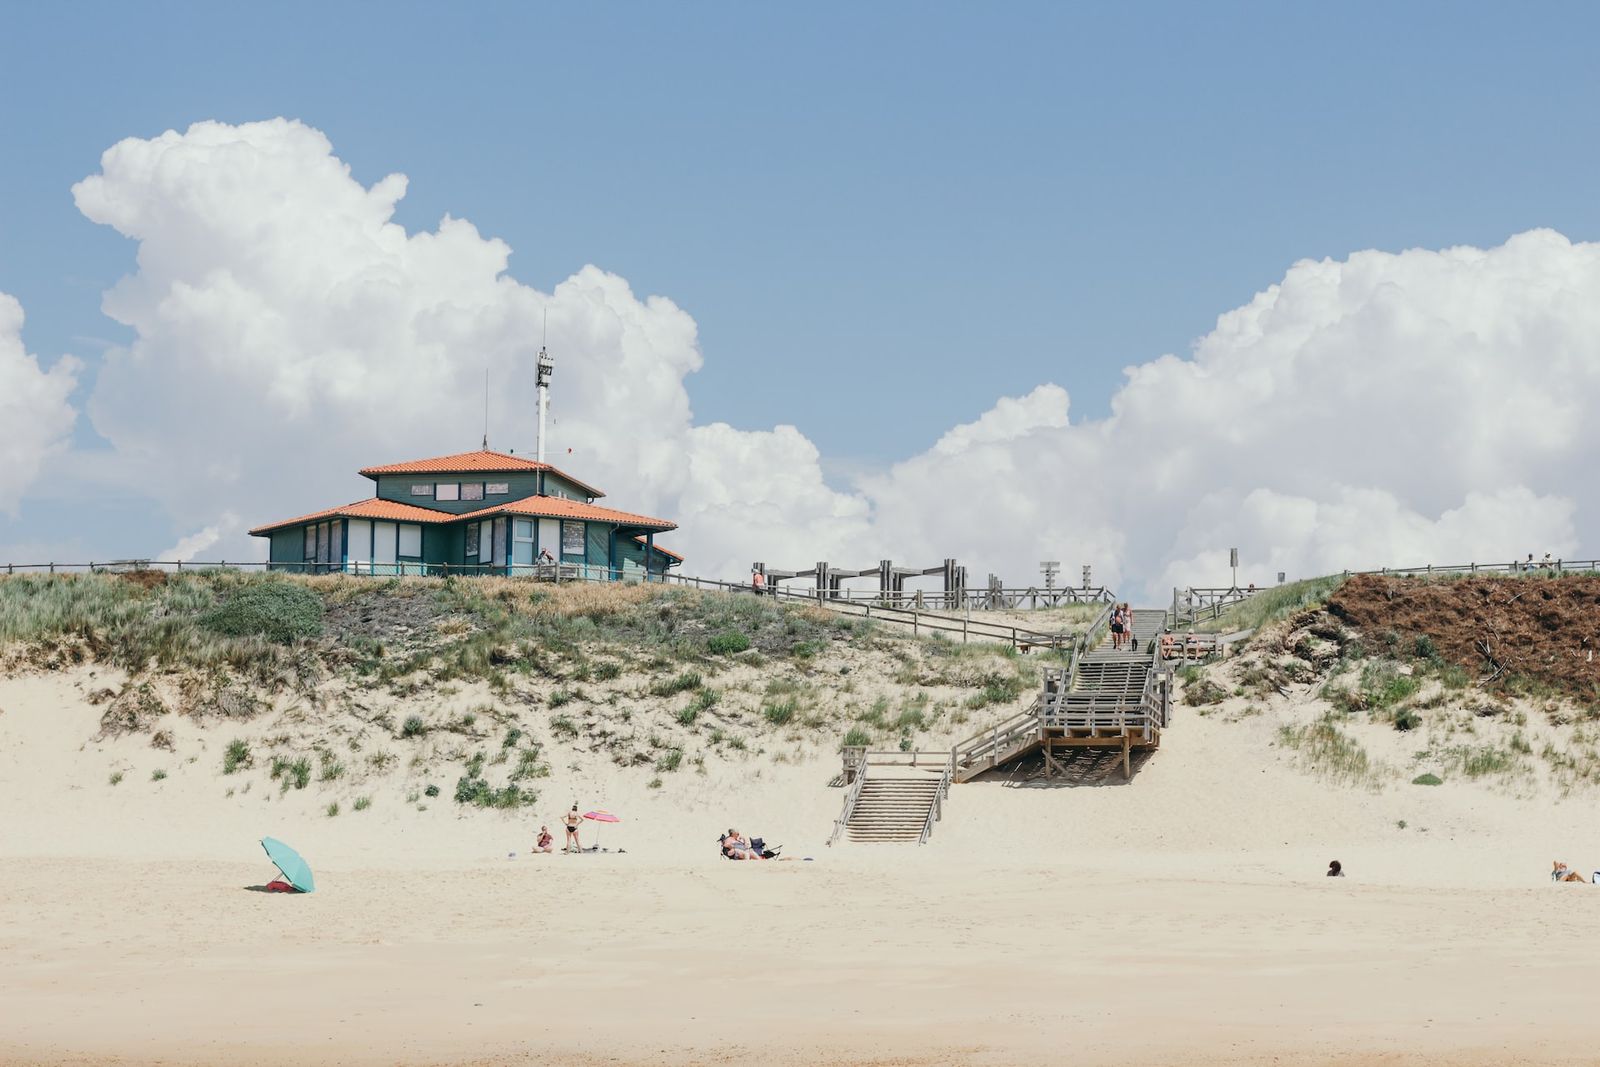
[660,573,1081,651]
[1135,640,1169,734]
[1076,598,1117,656]
[827,759,869,847]
[951,699,1041,772]
[920,753,955,845]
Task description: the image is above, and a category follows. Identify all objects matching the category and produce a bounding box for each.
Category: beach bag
[264,879,297,893]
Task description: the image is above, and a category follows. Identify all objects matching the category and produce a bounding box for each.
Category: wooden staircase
[829,755,952,845]
[846,773,946,842]
[951,606,1173,782]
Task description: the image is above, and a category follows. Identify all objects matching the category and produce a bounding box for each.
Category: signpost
[1040,561,1060,594]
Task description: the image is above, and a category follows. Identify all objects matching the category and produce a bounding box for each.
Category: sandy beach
[4,664,1600,1066]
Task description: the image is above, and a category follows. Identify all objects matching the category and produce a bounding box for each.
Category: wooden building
[250,450,680,578]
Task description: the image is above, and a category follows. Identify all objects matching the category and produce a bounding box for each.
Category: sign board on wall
[562,520,585,557]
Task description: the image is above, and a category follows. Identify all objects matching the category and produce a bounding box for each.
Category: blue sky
[7,3,1600,459]
[2,3,1599,584]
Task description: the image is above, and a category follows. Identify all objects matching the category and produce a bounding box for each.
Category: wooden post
[1122,734,1131,780]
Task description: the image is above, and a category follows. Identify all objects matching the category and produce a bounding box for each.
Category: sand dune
[3,666,1599,1066]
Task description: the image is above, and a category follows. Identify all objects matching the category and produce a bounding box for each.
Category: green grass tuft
[707,630,751,655]
[841,726,872,748]
[651,671,703,698]
[762,698,798,726]
[222,739,251,775]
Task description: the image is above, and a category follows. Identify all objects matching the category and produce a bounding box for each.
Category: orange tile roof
[249,498,456,536]
[633,535,684,562]
[468,494,676,531]
[358,450,604,498]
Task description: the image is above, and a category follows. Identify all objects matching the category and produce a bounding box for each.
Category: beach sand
[3,669,1599,1066]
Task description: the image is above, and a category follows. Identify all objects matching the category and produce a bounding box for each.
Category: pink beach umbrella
[583,809,620,851]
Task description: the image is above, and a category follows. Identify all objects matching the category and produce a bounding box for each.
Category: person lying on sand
[1552,861,1588,883]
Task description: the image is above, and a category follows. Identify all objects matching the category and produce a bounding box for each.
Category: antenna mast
[535,310,554,463]
[482,368,489,450]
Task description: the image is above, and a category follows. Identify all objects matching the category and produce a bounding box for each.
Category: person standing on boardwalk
[751,568,766,596]
[563,805,583,853]
[1109,604,1126,650]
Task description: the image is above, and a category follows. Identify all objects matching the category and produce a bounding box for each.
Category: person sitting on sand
[534,826,554,854]
[1327,860,1345,877]
[722,829,762,860]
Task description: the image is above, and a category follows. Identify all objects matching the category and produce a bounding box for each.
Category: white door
[374,522,398,569]
[347,519,372,574]
[538,519,559,560]
[512,519,535,572]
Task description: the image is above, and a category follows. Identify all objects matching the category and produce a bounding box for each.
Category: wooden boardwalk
[832,609,1174,842]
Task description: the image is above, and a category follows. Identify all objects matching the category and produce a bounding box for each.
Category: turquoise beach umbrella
[260,836,316,893]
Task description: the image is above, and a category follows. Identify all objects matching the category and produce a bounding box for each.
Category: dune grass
[1194,575,1349,633]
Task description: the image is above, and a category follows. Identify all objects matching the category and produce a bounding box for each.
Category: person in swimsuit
[534,826,554,854]
[723,829,763,860]
[1109,605,1125,650]
[563,805,583,853]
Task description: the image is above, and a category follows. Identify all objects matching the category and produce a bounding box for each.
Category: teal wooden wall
[269,528,301,563]
[586,523,610,572]
[374,470,595,513]
[423,524,461,566]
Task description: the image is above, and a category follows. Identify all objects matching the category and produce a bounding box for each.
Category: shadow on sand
[968,746,1156,789]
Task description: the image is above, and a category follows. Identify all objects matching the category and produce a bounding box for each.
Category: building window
[561,520,585,557]
[465,522,480,557]
[398,524,422,558]
[486,482,509,496]
[513,519,534,566]
[435,483,460,501]
[461,483,484,501]
[304,526,317,560]
[410,484,433,497]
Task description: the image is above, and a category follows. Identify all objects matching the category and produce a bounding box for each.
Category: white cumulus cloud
[67,119,1599,599]
[0,293,79,514]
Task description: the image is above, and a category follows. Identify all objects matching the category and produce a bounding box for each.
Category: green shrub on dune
[201,581,323,644]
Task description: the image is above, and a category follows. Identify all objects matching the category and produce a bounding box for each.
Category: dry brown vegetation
[1183,573,1600,795]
